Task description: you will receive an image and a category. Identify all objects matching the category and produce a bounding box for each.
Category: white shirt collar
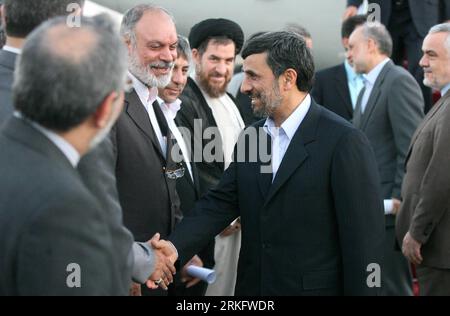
[441,83,450,97]
[364,58,390,86]
[156,96,182,120]
[14,112,80,167]
[2,45,22,55]
[128,71,158,105]
[264,94,311,140]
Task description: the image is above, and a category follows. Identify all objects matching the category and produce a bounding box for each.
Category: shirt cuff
[131,242,155,284]
[384,199,393,215]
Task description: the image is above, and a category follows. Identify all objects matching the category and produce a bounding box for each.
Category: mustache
[149,61,174,69]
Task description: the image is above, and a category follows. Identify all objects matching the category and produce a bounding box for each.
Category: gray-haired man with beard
[111,4,180,295]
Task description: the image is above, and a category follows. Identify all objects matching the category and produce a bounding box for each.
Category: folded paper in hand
[186,265,216,284]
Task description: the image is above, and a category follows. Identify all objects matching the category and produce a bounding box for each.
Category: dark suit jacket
[0,50,137,287]
[396,92,450,269]
[311,63,353,121]
[348,0,450,37]
[0,49,16,125]
[111,90,181,242]
[170,100,385,296]
[353,61,423,208]
[0,117,128,295]
[177,77,246,194]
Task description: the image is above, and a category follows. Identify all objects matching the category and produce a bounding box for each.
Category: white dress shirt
[264,94,311,181]
[157,97,193,181]
[344,60,365,109]
[360,58,390,114]
[196,79,245,170]
[2,45,22,55]
[129,72,167,157]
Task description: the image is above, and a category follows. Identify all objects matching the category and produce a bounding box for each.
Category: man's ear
[93,92,118,129]
[281,69,298,91]
[1,5,6,26]
[192,49,200,63]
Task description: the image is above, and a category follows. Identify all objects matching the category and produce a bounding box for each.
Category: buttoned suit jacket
[396,92,450,269]
[170,101,385,295]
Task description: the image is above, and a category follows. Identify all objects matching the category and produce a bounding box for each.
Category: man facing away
[0,0,177,294]
[0,15,133,295]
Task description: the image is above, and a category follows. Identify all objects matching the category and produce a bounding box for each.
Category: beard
[196,65,231,98]
[129,51,173,88]
[253,81,283,118]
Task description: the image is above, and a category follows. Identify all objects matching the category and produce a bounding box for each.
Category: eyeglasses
[164,164,185,180]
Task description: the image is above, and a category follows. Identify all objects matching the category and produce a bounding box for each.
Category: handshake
[145,233,178,290]
[129,233,205,295]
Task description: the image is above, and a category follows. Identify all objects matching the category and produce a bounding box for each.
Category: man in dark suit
[156,35,215,296]
[166,31,385,296]
[0,0,176,293]
[112,4,181,294]
[0,15,131,295]
[176,18,247,296]
[311,15,366,121]
[397,23,450,296]
[348,22,424,295]
[343,0,450,113]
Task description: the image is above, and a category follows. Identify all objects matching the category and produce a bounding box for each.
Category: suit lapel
[257,129,273,197]
[335,64,353,118]
[125,90,165,159]
[188,78,225,171]
[263,102,320,206]
[0,50,17,71]
[2,117,77,172]
[359,61,392,130]
[405,92,450,164]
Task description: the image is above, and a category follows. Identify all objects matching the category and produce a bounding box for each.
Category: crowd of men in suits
[0,0,450,296]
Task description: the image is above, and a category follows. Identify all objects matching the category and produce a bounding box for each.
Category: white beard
[128,51,173,88]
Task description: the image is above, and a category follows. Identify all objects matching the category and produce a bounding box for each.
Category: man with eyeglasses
[156,35,215,296]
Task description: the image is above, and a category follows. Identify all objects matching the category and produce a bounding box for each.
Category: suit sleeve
[17,194,119,295]
[410,107,450,244]
[387,74,424,198]
[348,0,363,7]
[331,128,385,295]
[169,157,240,266]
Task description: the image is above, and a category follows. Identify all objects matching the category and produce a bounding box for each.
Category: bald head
[45,25,97,64]
[14,15,128,132]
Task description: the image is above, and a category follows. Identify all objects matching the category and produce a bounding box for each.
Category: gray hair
[284,23,311,40]
[429,23,450,54]
[120,4,175,46]
[13,15,128,132]
[177,35,192,64]
[361,22,393,57]
[241,31,315,92]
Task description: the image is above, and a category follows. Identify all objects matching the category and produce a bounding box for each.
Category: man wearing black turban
[176,18,246,296]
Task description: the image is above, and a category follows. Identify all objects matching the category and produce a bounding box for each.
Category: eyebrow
[244,69,258,77]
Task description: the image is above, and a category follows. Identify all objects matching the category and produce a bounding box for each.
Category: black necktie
[152,100,169,137]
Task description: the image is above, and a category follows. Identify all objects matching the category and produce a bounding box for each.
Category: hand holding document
[186,265,216,284]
